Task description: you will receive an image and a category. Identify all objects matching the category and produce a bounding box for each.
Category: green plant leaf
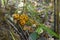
[1,0,5,7]
[36,27,43,34]
[29,32,38,40]
[39,24,59,38]
[10,31,16,40]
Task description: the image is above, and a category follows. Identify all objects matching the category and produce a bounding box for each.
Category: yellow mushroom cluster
[19,14,28,25]
[12,13,20,20]
[12,13,28,26]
